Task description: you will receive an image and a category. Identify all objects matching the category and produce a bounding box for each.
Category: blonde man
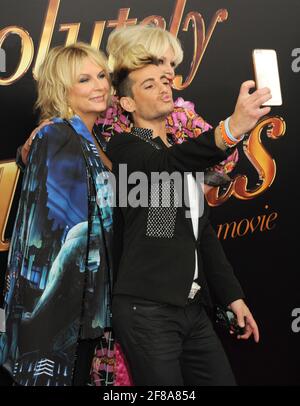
[106,45,269,386]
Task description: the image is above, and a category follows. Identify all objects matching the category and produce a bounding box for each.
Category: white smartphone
[252,49,282,106]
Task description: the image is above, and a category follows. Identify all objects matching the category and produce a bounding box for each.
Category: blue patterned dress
[0,116,114,386]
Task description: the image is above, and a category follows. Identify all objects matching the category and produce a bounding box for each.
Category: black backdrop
[0,0,299,385]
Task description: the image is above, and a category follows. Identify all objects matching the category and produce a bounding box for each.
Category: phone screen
[252,49,282,106]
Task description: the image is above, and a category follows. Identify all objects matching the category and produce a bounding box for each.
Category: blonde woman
[0,43,115,386]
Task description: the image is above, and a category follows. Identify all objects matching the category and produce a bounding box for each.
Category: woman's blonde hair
[107,25,183,72]
[35,42,110,121]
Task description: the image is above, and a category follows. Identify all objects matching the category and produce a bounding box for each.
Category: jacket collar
[52,115,94,144]
[132,127,175,146]
[132,127,153,140]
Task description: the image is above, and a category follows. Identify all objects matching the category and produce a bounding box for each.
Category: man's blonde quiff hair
[111,42,161,99]
[107,25,183,72]
[35,42,110,121]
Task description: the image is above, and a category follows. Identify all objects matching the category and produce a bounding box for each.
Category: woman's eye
[171,62,176,68]
[98,73,106,79]
[79,77,88,83]
[158,58,164,65]
[145,85,153,89]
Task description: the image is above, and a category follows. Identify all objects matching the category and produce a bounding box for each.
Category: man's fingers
[258,106,271,116]
[237,323,252,340]
[247,317,260,343]
[241,317,260,343]
[253,328,260,343]
[253,92,272,108]
[237,315,246,329]
[248,88,271,105]
[239,80,256,96]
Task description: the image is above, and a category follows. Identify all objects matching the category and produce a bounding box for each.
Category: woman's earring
[67,106,74,117]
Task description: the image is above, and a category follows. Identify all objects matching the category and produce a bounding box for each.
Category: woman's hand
[21,120,53,164]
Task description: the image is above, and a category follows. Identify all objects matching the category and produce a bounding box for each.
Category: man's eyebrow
[140,75,169,86]
[140,78,155,86]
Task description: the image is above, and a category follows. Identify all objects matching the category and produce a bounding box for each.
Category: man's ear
[120,96,136,113]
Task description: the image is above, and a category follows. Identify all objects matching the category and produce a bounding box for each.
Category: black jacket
[106,128,244,308]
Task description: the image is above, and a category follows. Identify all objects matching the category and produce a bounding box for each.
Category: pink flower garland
[167,98,238,174]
